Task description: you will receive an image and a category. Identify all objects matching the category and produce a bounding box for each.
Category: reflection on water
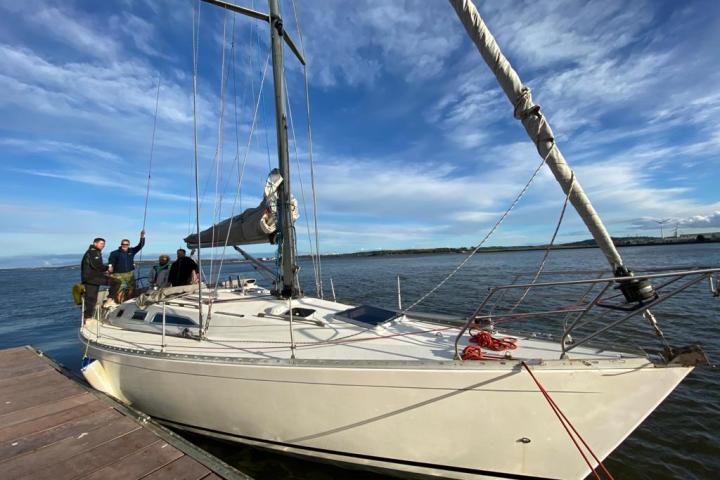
[1,244,718,480]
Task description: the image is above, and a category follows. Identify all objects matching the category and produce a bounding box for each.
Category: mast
[268,0,300,298]
[197,0,305,299]
[448,0,624,272]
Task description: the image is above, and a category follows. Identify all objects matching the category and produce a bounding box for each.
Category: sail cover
[185,170,298,249]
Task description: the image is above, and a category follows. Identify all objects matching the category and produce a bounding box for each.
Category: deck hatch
[335,305,398,326]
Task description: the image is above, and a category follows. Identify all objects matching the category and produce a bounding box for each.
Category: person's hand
[107,264,114,273]
[140,230,145,238]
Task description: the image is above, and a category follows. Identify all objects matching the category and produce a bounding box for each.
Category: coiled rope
[461,329,517,360]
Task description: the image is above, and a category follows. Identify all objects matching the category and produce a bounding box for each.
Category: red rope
[461,330,517,360]
[469,329,518,351]
[521,361,614,480]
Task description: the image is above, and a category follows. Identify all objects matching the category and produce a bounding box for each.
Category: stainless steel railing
[454,267,720,360]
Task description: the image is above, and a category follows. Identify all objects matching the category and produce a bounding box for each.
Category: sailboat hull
[85,344,691,479]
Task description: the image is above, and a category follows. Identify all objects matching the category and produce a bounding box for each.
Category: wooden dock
[0,346,251,480]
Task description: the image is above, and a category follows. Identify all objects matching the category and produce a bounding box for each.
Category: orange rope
[521,361,614,480]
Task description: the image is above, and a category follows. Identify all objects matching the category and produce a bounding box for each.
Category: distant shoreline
[4,233,717,271]
[313,235,720,259]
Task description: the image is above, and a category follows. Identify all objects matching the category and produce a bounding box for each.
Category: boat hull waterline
[82,337,691,480]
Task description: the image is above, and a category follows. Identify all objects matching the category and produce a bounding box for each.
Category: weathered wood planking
[0,346,250,480]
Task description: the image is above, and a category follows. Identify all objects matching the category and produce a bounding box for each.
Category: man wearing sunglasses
[108,230,145,299]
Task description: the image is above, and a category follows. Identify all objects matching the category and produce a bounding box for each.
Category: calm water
[1,244,718,479]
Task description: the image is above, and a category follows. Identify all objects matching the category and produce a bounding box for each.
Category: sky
[1,0,719,268]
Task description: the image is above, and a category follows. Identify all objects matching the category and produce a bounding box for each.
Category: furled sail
[185,169,298,249]
[448,0,624,272]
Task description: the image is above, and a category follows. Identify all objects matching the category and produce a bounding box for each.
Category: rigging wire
[404,151,551,312]
[509,174,576,312]
[290,0,323,298]
[209,13,230,284]
[284,77,320,296]
[211,52,272,302]
[187,0,203,237]
[137,76,161,270]
[252,0,274,173]
[191,0,205,334]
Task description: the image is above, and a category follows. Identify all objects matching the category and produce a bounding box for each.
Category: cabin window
[151,314,196,326]
[115,309,125,318]
[132,310,147,321]
[335,305,398,326]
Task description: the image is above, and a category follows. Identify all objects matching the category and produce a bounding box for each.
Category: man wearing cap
[108,230,145,299]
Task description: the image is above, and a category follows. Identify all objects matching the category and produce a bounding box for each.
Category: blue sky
[1,0,719,267]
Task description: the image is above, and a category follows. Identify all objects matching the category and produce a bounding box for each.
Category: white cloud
[677,211,720,228]
[292,0,462,87]
[28,6,121,59]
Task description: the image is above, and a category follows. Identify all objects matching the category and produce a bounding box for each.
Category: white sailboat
[80,1,718,479]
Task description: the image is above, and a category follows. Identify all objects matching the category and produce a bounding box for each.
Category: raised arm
[131,230,146,254]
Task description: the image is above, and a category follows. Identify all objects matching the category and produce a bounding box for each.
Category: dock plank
[0,381,85,416]
[1,416,140,479]
[0,347,248,480]
[141,454,213,480]
[0,363,53,381]
[82,440,185,480]
[0,404,117,460]
[0,393,95,429]
[0,369,58,390]
[27,429,161,480]
[0,348,42,366]
[0,396,109,442]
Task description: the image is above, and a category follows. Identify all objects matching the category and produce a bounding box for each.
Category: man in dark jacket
[81,237,121,320]
[108,230,145,298]
[168,248,199,286]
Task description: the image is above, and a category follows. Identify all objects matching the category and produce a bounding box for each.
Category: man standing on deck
[168,248,199,286]
[81,237,121,321]
[108,230,145,299]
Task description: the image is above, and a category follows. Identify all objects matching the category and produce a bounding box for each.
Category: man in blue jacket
[108,230,145,299]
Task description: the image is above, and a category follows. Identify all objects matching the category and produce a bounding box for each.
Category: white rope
[510,173,575,312]
[404,150,551,312]
[290,0,323,298]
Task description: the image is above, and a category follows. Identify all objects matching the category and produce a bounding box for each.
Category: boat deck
[0,346,250,480]
[83,288,646,365]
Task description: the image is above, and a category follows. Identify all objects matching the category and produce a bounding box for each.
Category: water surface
[1,244,718,479]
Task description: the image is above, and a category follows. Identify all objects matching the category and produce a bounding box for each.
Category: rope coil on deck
[461,329,517,360]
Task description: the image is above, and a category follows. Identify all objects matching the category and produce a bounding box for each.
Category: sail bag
[184,170,298,248]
